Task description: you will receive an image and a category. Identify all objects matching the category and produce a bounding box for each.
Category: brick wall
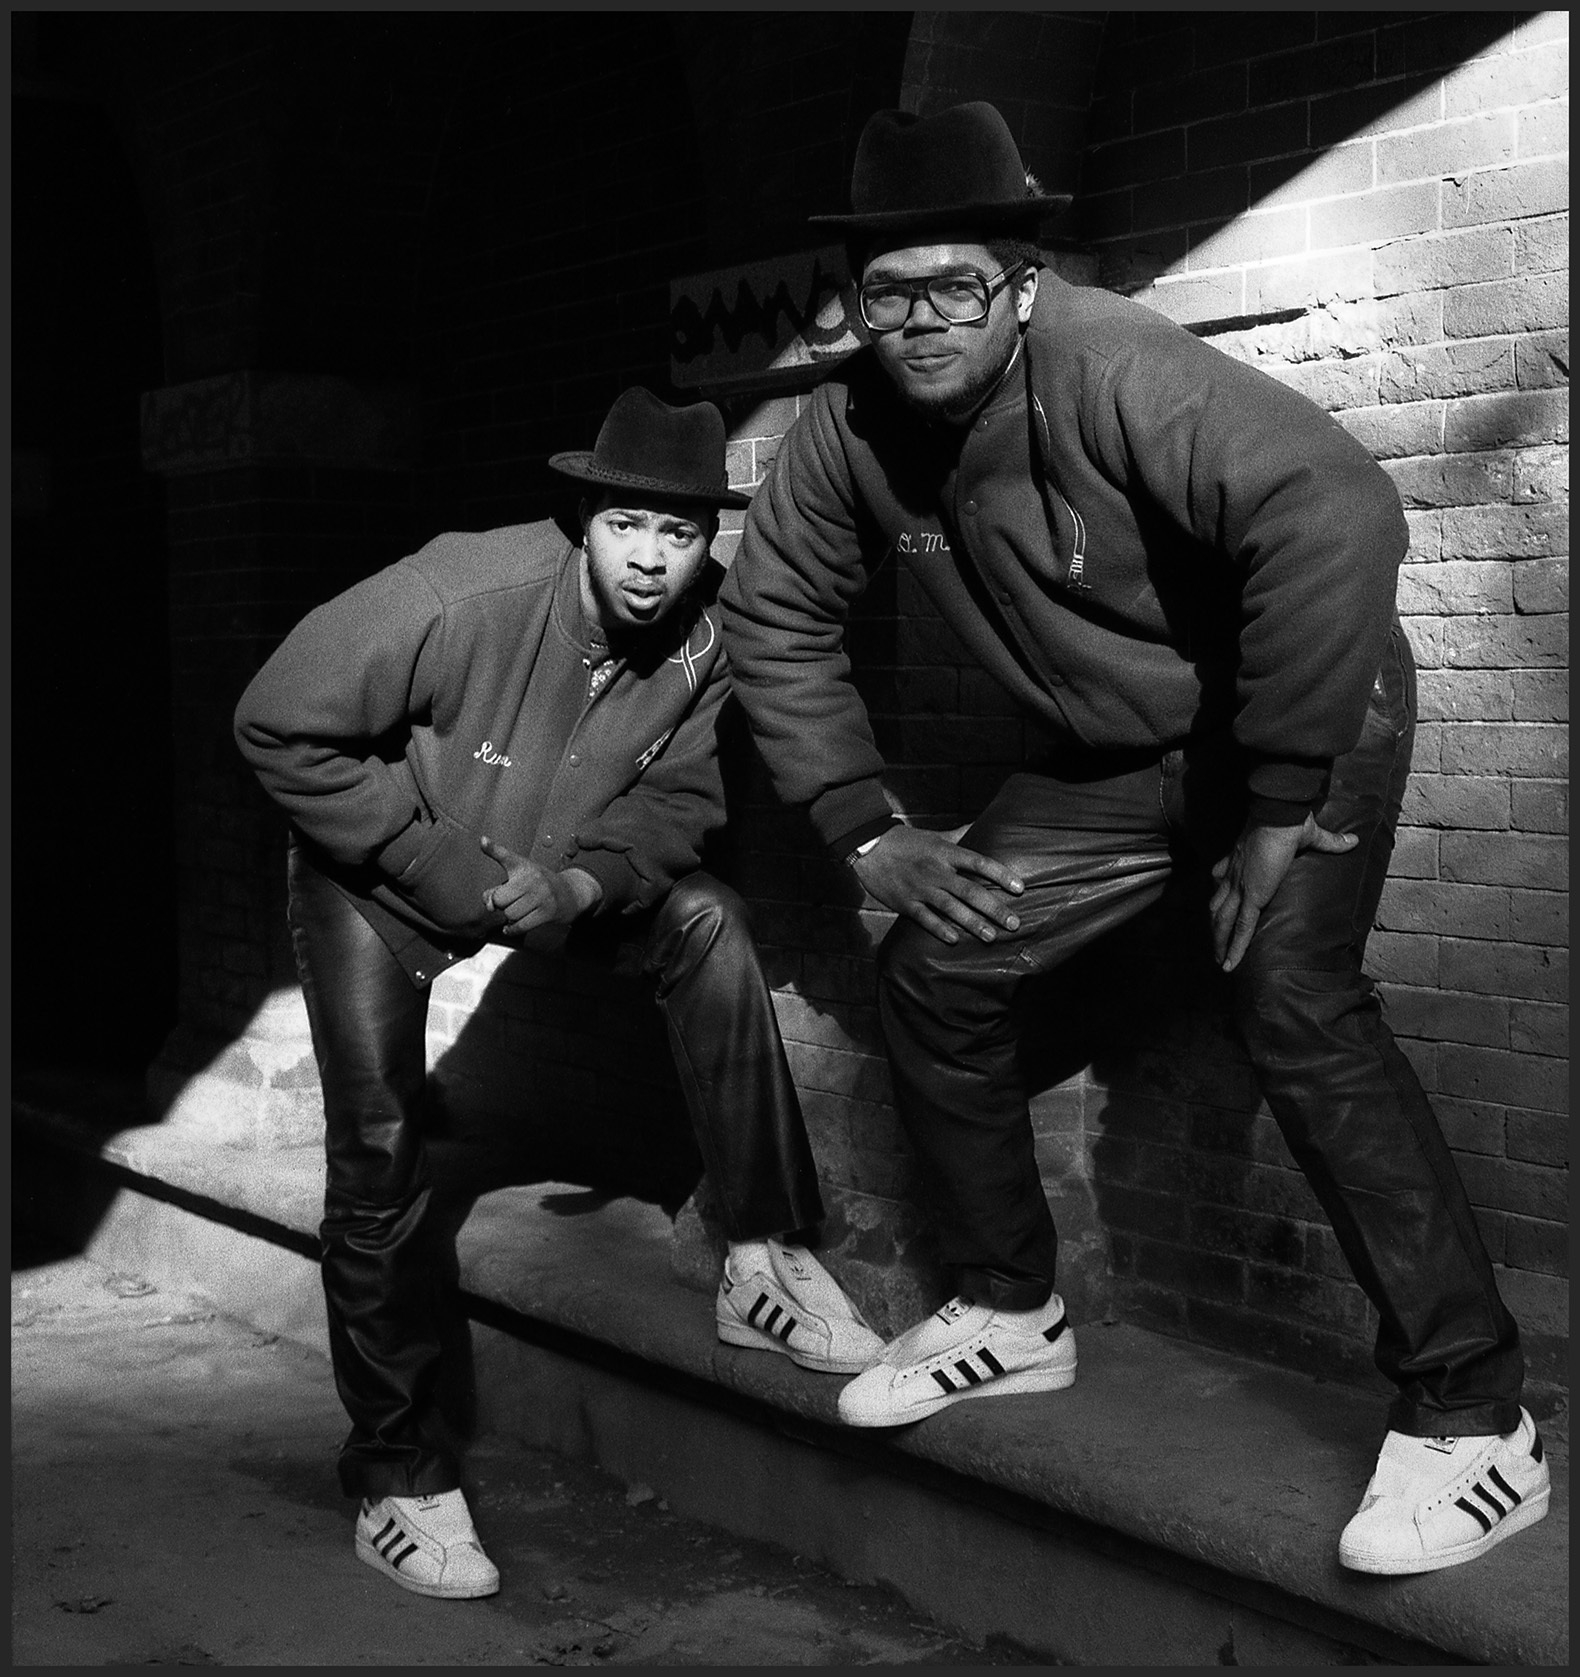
[900,10,1105,196]
[1070,9,1569,1403]
[669,13,913,268]
[410,16,714,542]
[160,466,420,1048]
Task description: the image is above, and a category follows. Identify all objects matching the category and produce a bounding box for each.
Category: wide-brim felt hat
[549,386,751,509]
[811,101,1071,236]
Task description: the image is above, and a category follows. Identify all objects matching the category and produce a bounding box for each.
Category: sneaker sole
[355,1535,500,1599]
[1338,1482,1550,1575]
[716,1315,877,1375]
[839,1360,1077,1428]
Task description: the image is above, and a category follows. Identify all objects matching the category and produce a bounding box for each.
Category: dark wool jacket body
[235,522,729,984]
[720,273,1409,851]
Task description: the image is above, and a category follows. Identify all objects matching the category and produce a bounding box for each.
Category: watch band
[845,829,896,866]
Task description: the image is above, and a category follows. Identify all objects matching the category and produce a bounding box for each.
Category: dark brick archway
[12,71,173,1070]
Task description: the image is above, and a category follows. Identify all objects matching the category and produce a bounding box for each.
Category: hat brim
[549,452,752,510]
[810,195,1072,236]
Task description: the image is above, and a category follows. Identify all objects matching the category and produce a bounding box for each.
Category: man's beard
[901,334,1023,426]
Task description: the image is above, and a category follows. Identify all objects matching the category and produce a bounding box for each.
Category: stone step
[14,1086,1568,1667]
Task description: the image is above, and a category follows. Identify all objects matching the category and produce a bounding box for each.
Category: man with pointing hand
[237,387,881,1601]
[720,104,1543,1575]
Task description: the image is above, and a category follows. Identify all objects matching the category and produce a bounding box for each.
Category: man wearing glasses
[719,103,1545,1575]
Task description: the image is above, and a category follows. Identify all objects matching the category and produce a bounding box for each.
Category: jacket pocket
[1030,394,1091,592]
[1363,620,1413,743]
[388,813,507,938]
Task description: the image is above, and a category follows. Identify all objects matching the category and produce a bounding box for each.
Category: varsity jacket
[235,522,729,984]
[720,273,1409,851]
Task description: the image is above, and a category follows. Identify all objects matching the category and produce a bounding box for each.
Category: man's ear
[1015,265,1039,326]
[578,496,591,533]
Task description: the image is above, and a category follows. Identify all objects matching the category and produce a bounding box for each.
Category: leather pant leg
[876,765,1176,1309]
[287,842,459,1499]
[640,872,825,1241]
[1218,626,1524,1437]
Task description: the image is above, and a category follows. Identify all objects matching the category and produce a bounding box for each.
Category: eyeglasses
[858,264,1026,332]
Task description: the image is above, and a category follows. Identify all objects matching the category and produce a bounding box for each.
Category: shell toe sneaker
[355,1489,501,1599]
[716,1239,885,1374]
[837,1293,1077,1428]
[1338,1408,1551,1575]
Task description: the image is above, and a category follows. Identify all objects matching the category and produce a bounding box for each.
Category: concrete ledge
[15,1092,1569,1667]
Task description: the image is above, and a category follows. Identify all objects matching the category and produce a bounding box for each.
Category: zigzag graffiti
[670,257,852,364]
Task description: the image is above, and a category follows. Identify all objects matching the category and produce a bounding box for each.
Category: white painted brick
[1443,158,1569,229]
[1378,112,1517,186]
[1339,401,1444,459]
[1518,97,1569,160]
[1443,46,1569,118]
[1514,213,1568,273]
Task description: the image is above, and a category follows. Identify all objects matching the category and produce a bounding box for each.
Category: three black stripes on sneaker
[372,1517,419,1571]
[748,1293,798,1343]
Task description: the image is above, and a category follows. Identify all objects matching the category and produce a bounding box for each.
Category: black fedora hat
[549,386,751,510]
[811,101,1070,236]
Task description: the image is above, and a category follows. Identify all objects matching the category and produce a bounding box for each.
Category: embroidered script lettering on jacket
[472,740,513,767]
[896,531,951,554]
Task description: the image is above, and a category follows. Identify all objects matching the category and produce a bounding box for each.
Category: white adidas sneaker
[1338,1408,1551,1575]
[716,1239,884,1374]
[838,1293,1076,1427]
[355,1488,500,1599]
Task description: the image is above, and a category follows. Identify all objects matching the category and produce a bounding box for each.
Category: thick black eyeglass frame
[858,263,1027,332]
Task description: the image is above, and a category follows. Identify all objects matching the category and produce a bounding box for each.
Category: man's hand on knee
[479,836,602,936]
[852,824,1024,945]
[1209,815,1358,972]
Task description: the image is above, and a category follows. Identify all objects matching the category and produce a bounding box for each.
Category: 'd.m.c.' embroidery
[896,530,951,555]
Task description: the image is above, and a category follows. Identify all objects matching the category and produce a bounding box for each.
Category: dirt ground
[12,1251,1048,1667]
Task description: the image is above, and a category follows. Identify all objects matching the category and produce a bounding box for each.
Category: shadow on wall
[1079,11,1531,301]
[425,944,705,1228]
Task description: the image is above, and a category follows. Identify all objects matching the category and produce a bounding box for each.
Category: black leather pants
[877,624,1523,1437]
[288,852,823,1498]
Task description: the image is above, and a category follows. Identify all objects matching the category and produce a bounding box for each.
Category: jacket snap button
[965,500,977,515]
[569,754,580,767]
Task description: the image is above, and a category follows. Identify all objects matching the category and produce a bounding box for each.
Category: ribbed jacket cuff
[1245,758,1331,823]
[567,846,644,914]
[828,811,902,863]
[809,778,894,854]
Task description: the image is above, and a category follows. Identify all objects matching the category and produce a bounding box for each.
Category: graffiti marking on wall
[670,248,865,391]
